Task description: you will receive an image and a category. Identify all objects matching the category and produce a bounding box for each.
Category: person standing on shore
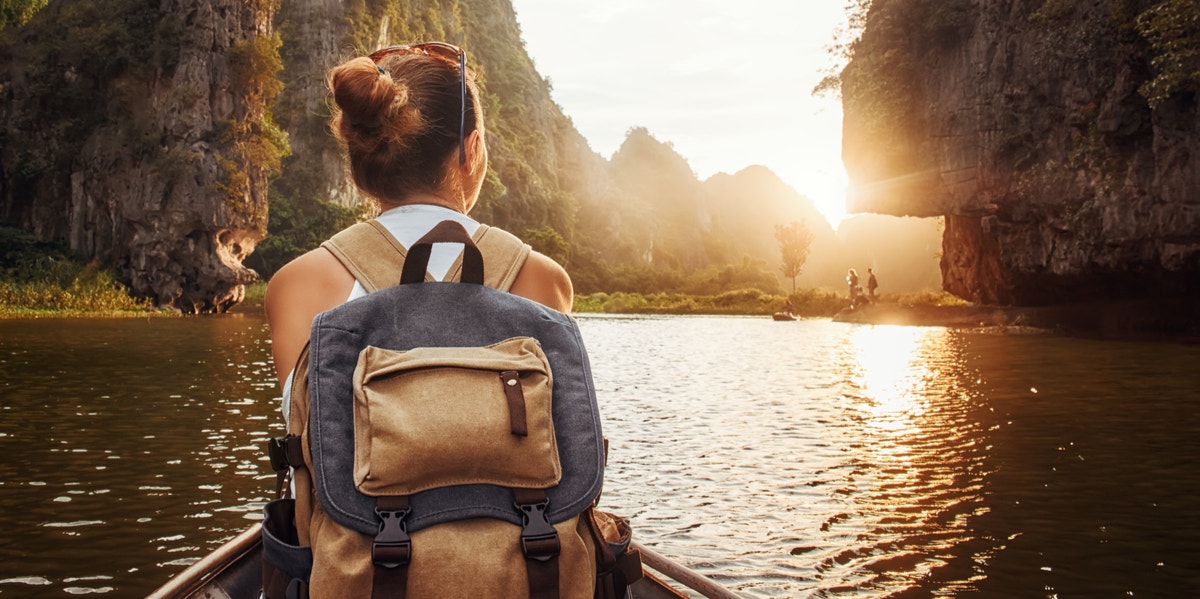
[847,268,860,309]
[867,267,878,303]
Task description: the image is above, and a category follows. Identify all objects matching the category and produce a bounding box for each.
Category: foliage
[524,226,569,266]
[243,280,268,303]
[774,220,815,293]
[889,289,970,307]
[0,0,46,29]
[574,288,785,316]
[245,183,362,278]
[573,287,849,317]
[569,254,783,297]
[0,224,152,315]
[221,30,290,221]
[0,270,153,316]
[571,287,963,317]
[816,0,970,97]
[1,0,183,203]
[1136,0,1200,106]
[784,288,848,316]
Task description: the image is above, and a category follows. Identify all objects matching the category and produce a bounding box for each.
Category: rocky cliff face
[841,0,1199,305]
[273,0,362,208]
[1,0,277,312]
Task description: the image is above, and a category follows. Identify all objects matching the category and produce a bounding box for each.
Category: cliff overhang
[841,0,1200,307]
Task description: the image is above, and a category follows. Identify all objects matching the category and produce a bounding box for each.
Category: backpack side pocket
[261,499,313,599]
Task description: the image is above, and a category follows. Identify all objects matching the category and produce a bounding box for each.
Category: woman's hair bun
[330,57,423,144]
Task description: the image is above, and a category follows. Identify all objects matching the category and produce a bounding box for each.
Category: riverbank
[13,280,1199,343]
[572,288,844,316]
[0,275,162,318]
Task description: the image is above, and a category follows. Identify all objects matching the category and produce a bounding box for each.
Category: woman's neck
[382,192,467,214]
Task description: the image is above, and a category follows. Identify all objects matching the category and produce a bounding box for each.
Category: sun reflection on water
[846,325,937,434]
[806,324,992,594]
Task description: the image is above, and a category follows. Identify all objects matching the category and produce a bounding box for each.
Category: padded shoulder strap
[320,220,531,293]
[447,225,532,291]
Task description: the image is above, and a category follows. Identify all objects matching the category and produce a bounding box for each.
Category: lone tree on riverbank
[775,219,814,293]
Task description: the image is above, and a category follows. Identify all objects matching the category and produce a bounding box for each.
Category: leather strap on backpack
[400,221,484,285]
[322,220,531,293]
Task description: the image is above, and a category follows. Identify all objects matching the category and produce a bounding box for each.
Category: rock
[1,0,276,313]
[841,0,1200,306]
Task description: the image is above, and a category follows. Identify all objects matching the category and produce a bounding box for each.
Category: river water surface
[1,314,1198,597]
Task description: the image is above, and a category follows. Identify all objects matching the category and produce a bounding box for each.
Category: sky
[507,0,853,227]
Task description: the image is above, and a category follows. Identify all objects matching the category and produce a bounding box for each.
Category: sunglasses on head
[369,42,468,166]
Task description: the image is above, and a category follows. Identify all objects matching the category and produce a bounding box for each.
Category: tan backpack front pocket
[352,337,561,496]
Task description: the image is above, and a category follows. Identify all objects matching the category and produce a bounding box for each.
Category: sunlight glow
[847,326,934,434]
[510,0,855,229]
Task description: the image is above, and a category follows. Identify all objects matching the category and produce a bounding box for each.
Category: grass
[0,269,162,318]
[574,288,846,316]
[572,288,967,316]
[2,223,163,318]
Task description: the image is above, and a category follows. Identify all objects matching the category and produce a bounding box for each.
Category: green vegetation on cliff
[220,25,290,224]
[1136,0,1200,106]
[0,0,45,30]
[1,0,182,203]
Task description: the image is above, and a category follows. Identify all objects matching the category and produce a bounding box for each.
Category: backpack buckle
[267,435,303,472]
[372,503,412,569]
[516,498,560,561]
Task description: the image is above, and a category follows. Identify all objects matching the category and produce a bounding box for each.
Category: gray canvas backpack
[261,220,642,598]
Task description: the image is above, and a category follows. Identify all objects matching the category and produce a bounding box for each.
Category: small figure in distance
[846,268,860,310]
[867,267,878,304]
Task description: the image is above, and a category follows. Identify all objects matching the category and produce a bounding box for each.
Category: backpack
[260,220,642,599]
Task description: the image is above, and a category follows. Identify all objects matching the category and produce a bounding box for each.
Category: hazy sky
[507,0,852,226]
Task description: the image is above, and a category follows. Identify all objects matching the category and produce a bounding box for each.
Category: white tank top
[281,204,480,419]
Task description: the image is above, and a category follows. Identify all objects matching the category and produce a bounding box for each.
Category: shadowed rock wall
[1,0,276,312]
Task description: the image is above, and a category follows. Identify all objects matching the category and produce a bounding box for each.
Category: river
[0,314,1197,598]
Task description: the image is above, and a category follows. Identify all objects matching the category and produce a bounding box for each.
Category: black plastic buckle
[516,499,561,562]
[372,505,412,569]
[267,435,294,472]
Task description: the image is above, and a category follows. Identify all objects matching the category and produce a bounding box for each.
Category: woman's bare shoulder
[265,248,355,316]
[264,248,357,377]
[509,250,574,313]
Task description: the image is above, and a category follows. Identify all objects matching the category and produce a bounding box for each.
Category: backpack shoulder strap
[320,220,531,293]
[444,224,532,291]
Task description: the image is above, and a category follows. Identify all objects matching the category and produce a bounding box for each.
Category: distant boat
[772,312,796,321]
[147,524,741,599]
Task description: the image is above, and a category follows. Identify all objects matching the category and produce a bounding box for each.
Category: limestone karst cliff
[841,0,1199,305]
[4,0,943,308]
[0,0,280,312]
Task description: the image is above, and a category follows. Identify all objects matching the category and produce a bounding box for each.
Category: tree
[0,0,48,30]
[775,220,814,293]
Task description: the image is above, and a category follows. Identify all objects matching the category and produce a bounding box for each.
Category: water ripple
[2,316,1199,597]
